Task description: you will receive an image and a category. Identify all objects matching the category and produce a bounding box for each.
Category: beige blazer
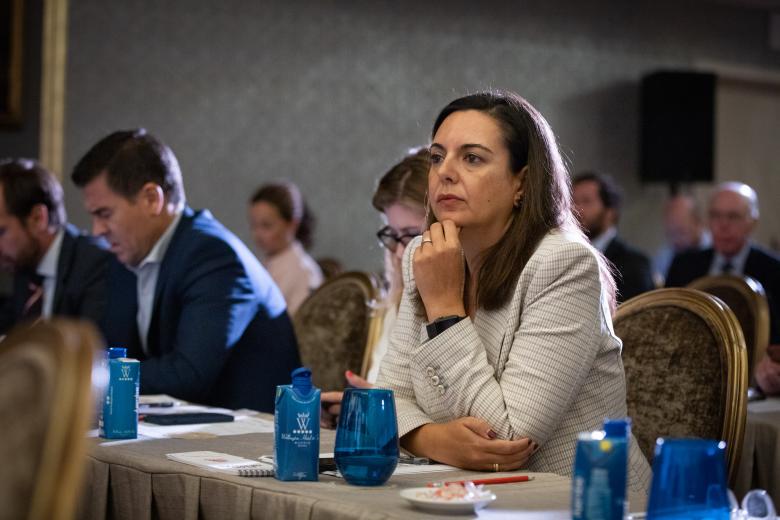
[376,230,651,493]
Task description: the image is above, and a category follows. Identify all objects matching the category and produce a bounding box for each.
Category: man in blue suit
[0,159,110,334]
[71,129,300,412]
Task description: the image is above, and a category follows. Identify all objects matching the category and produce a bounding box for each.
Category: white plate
[400,487,497,514]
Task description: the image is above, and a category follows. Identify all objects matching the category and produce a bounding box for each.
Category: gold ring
[493,463,499,472]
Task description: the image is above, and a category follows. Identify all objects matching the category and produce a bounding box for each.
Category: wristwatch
[426,315,465,340]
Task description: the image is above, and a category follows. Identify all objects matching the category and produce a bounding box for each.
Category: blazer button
[431,375,440,385]
[426,367,435,377]
[437,384,445,395]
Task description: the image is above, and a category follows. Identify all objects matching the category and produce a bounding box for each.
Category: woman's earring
[514,197,523,209]
[424,191,431,222]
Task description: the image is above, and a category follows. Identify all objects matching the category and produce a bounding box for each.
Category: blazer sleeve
[375,259,436,437]
[380,238,608,445]
[139,243,263,400]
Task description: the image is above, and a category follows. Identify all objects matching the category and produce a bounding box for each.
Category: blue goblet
[334,388,399,486]
[646,438,730,520]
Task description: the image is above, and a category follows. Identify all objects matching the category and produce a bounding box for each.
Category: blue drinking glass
[334,388,399,486]
[646,438,730,520]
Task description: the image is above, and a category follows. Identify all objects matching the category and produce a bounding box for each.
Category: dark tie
[722,261,734,275]
[22,273,44,319]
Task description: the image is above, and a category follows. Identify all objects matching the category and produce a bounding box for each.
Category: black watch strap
[426,315,465,340]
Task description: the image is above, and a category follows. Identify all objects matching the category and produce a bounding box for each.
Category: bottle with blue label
[99,347,140,439]
[274,367,320,481]
[571,418,630,520]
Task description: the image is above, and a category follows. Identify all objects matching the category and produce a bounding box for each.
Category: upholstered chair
[0,319,100,520]
[293,271,385,391]
[688,275,770,378]
[614,288,748,485]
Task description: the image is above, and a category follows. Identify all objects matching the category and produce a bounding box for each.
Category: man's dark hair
[71,129,185,205]
[573,171,623,214]
[0,158,66,228]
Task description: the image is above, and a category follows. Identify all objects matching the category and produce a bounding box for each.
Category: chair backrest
[687,274,770,377]
[614,288,748,485]
[293,271,385,390]
[0,319,100,520]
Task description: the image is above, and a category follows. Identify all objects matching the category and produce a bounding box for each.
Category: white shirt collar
[591,226,618,253]
[131,211,183,274]
[37,228,65,279]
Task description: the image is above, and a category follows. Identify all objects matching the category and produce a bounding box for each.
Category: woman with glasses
[320,148,429,426]
[368,147,429,382]
[376,91,651,491]
[248,182,323,315]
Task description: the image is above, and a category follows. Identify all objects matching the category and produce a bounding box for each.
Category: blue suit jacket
[0,223,111,335]
[102,208,301,412]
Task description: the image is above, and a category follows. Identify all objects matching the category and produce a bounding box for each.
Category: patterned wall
[62,0,779,271]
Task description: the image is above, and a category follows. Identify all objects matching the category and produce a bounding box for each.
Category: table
[735,397,780,506]
[77,428,648,520]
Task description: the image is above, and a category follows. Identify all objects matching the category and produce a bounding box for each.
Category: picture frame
[0,0,23,127]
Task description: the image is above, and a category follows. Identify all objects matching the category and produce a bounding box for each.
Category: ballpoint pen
[427,475,533,487]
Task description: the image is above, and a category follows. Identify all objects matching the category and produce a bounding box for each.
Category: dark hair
[429,91,616,311]
[572,171,623,216]
[250,182,315,250]
[71,129,185,205]
[372,147,430,213]
[0,158,66,228]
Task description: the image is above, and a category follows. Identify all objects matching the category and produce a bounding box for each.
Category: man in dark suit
[572,172,654,303]
[666,182,780,395]
[0,159,110,335]
[71,129,300,412]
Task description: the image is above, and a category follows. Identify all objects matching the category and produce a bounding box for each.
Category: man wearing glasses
[666,182,780,395]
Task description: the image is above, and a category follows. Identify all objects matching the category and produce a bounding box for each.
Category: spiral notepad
[166,451,274,477]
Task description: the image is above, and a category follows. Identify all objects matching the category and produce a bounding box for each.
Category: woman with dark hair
[248,182,323,315]
[376,91,650,492]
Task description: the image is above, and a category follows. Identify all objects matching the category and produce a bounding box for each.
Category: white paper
[319,456,457,478]
[166,451,274,476]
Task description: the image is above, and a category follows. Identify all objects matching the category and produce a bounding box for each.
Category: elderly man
[572,172,655,303]
[0,159,110,334]
[71,129,300,411]
[666,182,780,395]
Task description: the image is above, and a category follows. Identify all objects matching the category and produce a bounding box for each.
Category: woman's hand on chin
[401,417,537,471]
[413,220,466,321]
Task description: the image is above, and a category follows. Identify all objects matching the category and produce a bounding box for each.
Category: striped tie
[22,274,44,319]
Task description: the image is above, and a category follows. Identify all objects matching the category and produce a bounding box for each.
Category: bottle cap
[291,367,313,395]
[603,418,631,438]
[108,347,127,359]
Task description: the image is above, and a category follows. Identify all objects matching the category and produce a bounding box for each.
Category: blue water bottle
[99,347,140,439]
[274,367,320,481]
[571,418,630,520]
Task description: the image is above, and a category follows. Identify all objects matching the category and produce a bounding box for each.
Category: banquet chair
[688,274,770,377]
[0,319,101,520]
[293,271,385,390]
[614,288,748,485]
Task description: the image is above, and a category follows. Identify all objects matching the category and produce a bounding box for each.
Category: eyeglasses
[376,226,421,252]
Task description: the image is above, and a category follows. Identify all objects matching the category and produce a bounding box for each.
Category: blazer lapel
[146,208,193,355]
[51,226,77,313]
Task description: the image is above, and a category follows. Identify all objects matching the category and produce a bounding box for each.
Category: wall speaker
[640,70,716,183]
